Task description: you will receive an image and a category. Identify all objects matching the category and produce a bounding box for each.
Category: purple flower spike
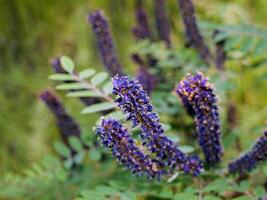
[229,129,267,175]
[96,118,164,179]
[132,6,151,40]
[88,10,123,76]
[176,72,223,165]
[177,0,212,63]
[132,54,156,95]
[39,90,81,150]
[112,75,203,176]
[154,0,171,48]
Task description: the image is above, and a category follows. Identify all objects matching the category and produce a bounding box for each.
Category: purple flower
[213,30,226,70]
[153,0,171,48]
[132,54,156,95]
[112,75,203,176]
[50,57,101,107]
[88,10,123,76]
[176,72,223,165]
[39,90,82,152]
[177,0,212,63]
[132,6,151,40]
[228,129,267,174]
[96,118,164,179]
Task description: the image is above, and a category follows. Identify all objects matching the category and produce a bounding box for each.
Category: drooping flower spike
[132,4,151,40]
[132,54,156,95]
[39,89,82,152]
[50,57,101,106]
[112,75,203,176]
[228,129,267,175]
[96,118,164,179]
[153,0,171,48]
[176,72,223,165]
[177,0,212,63]
[88,10,123,76]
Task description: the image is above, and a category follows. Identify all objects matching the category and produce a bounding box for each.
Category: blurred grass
[0,0,267,173]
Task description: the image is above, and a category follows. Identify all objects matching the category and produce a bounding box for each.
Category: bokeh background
[1,0,267,177]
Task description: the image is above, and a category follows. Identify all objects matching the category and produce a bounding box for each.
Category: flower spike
[176,72,223,165]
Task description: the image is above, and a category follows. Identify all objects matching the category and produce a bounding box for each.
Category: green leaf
[102,81,113,94]
[79,69,96,79]
[56,83,87,90]
[48,74,75,81]
[67,91,102,97]
[60,56,75,73]
[53,142,71,158]
[203,179,230,193]
[232,196,251,200]
[88,149,101,161]
[174,193,197,200]
[81,102,115,114]
[179,145,194,153]
[91,72,108,86]
[68,137,83,152]
[203,196,221,200]
[120,192,137,200]
[224,36,241,51]
[240,36,254,53]
[73,152,84,164]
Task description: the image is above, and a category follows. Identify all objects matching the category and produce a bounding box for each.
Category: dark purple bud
[132,54,156,95]
[176,72,223,165]
[154,0,171,48]
[229,129,267,174]
[39,90,81,150]
[50,57,101,107]
[132,6,151,40]
[96,118,165,179]
[112,75,203,176]
[177,0,212,63]
[88,10,123,76]
[213,30,226,70]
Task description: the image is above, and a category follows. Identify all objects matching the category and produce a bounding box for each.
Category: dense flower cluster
[154,0,171,48]
[88,10,123,76]
[132,6,151,40]
[177,0,212,63]
[112,75,203,176]
[50,57,100,106]
[39,90,82,152]
[228,129,267,174]
[96,118,164,179]
[176,72,223,165]
[132,54,156,95]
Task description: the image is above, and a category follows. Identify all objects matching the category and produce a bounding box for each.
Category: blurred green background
[0,0,267,174]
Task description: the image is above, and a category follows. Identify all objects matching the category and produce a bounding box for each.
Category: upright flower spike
[213,30,226,71]
[153,0,171,48]
[96,118,164,179]
[228,129,267,175]
[132,3,151,40]
[132,54,156,95]
[176,72,223,165]
[39,90,82,151]
[50,57,101,106]
[88,10,123,76]
[177,0,212,63]
[112,75,203,176]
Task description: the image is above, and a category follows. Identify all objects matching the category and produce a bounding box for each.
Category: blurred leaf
[49,74,75,81]
[79,69,96,79]
[88,149,101,161]
[81,102,115,114]
[179,145,194,153]
[174,192,197,200]
[60,56,75,73]
[73,152,84,164]
[68,137,83,152]
[102,81,113,95]
[56,83,87,90]
[67,91,102,97]
[91,72,108,86]
[203,196,221,200]
[53,142,71,158]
